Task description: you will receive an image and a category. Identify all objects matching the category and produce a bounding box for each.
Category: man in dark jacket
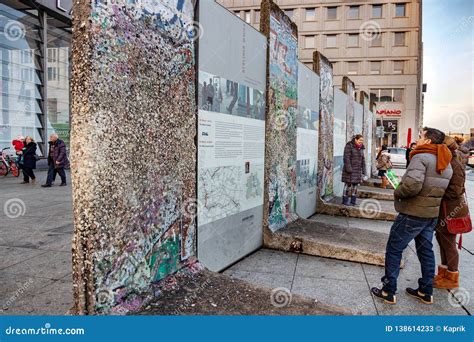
[371,127,453,305]
[42,134,69,187]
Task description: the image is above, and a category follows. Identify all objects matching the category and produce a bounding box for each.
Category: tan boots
[380,177,388,189]
[433,265,459,289]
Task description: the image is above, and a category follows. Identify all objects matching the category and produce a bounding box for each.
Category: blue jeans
[382,213,437,295]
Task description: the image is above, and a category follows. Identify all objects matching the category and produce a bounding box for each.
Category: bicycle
[0,147,20,177]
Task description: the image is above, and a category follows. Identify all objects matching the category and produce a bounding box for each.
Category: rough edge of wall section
[342,76,355,142]
[260,0,299,243]
[313,50,334,204]
[360,91,370,176]
[71,0,197,315]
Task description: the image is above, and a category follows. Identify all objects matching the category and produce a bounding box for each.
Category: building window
[393,60,405,74]
[327,7,337,20]
[347,34,359,47]
[348,62,359,75]
[370,89,404,102]
[285,9,294,20]
[244,11,251,23]
[395,3,406,17]
[304,36,315,49]
[371,61,381,74]
[254,10,260,23]
[348,6,360,19]
[305,8,316,21]
[47,67,57,81]
[393,89,404,102]
[326,34,337,48]
[394,32,406,46]
[47,48,57,63]
[372,4,383,18]
[371,32,383,47]
[21,49,33,64]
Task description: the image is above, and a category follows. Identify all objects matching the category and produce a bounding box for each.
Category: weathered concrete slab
[363,178,395,190]
[263,219,390,266]
[358,185,394,201]
[317,197,397,221]
[136,264,349,315]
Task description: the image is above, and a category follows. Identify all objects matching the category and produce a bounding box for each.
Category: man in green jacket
[371,127,453,305]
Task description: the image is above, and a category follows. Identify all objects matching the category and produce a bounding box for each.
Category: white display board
[197,1,267,271]
[296,62,319,218]
[333,88,347,198]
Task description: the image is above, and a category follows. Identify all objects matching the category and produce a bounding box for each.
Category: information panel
[197,1,267,271]
[333,88,347,198]
[296,62,319,218]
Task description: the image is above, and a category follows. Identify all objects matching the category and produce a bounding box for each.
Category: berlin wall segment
[71,0,197,314]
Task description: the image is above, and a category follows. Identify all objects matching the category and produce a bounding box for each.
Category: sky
[422,0,473,134]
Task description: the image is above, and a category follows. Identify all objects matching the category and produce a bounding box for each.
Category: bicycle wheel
[11,164,20,177]
[0,162,7,176]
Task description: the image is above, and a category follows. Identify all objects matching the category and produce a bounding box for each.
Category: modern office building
[218,0,423,147]
[1,0,72,155]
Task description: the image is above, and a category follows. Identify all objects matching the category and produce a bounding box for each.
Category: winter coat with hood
[48,139,69,168]
[342,140,366,184]
[394,144,453,218]
[376,150,392,171]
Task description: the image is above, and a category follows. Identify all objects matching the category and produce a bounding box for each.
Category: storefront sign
[382,120,398,133]
[376,109,402,116]
[33,0,72,20]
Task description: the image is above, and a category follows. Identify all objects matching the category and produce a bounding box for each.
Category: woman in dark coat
[342,134,366,206]
[433,136,469,289]
[20,136,37,184]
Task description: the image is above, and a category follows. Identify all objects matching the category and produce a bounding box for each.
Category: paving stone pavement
[1,169,472,315]
[0,170,73,315]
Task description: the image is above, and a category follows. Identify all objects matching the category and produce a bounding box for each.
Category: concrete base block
[135,263,349,315]
[317,197,397,221]
[363,178,395,190]
[264,219,391,267]
[358,186,394,201]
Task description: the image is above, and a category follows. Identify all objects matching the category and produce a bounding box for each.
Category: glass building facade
[0,1,71,155]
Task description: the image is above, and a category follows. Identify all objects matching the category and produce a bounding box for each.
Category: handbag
[443,193,472,250]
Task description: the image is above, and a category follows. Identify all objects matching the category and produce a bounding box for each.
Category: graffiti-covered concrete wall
[71,0,197,314]
[361,91,373,177]
[314,51,334,201]
[342,77,355,143]
[260,0,299,234]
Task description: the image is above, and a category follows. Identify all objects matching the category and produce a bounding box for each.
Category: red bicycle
[0,147,20,177]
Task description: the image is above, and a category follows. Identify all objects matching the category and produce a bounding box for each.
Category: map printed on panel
[198,166,242,224]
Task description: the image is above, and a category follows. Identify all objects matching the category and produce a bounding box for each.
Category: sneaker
[371,287,396,305]
[406,287,433,304]
[60,183,67,186]
[20,181,29,184]
[31,178,36,184]
[41,184,52,188]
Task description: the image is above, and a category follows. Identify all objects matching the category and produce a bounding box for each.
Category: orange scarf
[409,144,452,174]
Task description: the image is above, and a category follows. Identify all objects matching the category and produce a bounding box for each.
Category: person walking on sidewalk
[342,134,366,206]
[371,127,453,305]
[376,145,392,189]
[433,136,469,289]
[19,136,37,184]
[42,134,69,187]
